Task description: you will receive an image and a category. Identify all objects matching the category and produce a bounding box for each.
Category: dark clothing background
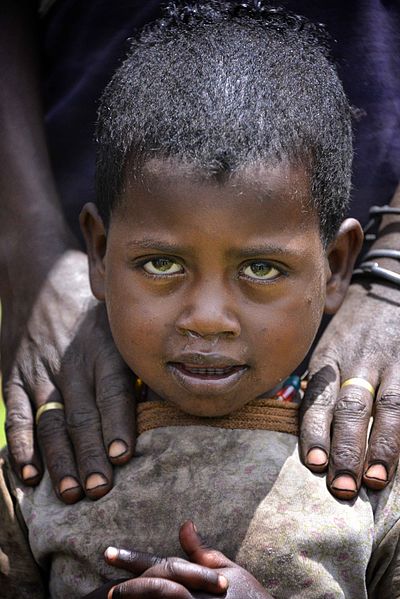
[40,0,400,241]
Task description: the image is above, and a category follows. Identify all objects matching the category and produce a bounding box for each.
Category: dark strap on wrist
[363,249,400,261]
[368,205,400,217]
[353,261,400,287]
[364,205,400,239]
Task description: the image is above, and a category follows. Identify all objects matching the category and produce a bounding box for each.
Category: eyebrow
[234,244,299,258]
[126,238,302,258]
[126,239,188,253]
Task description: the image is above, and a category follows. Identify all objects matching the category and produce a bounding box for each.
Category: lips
[166,355,249,395]
[170,363,246,379]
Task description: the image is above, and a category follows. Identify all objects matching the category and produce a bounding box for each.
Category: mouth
[167,360,249,394]
[170,363,245,378]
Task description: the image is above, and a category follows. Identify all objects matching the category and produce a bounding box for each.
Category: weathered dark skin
[301,184,400,500]
[0,1,135,503]
[1,0,400,505]
[84,521,274,599]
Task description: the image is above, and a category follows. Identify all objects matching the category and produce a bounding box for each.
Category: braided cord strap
[137,399,299,437]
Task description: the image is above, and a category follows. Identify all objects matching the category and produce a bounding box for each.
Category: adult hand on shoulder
[300,277,400,500]
[2,249,135,503]
[101,521,274,599]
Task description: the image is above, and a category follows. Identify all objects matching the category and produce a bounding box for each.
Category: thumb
[179,521,232,569]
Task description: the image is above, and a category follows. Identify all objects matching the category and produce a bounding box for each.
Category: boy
[0,2,399,597]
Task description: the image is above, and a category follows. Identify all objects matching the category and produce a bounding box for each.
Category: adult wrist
[0,240,85,302]
[352,203,400,287]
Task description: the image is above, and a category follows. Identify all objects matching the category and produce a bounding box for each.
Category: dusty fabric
[0,457,45,598]
[1,415,400,598]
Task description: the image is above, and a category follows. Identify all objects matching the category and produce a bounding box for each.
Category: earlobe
[79,203,107,301]
[324,218,363,314]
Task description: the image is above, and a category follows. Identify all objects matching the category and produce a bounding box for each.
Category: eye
[241,261,282,281]
[142,257,183,276]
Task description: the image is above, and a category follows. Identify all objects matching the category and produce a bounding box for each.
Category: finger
[104,547,168,575]
[62,373,113,500]
[141,560,228,593]
[299,363,340,472]
[3,374,42,485]
[363,369,400,490]
[81,579,127,599]
[109,578,194,598]
[179,521,232,570]
[328,373,376,500]
[35,382,83,504]
[94,350,136,465]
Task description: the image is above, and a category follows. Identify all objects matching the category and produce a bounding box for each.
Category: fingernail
[107,587,115,599]
[191,521,198,533]
[306,448,328,467]
[59,476,81,495]
[86,473,108,491]
[218,575,229,589]
[365,464,387,482]
[105,546,118,560]
[108,440,128,459]
[331,474,357,492]
[22,464,39,481]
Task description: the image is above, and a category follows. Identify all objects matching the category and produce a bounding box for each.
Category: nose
[175,279,241,339]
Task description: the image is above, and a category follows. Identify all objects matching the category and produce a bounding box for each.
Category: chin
[170,396,247,418]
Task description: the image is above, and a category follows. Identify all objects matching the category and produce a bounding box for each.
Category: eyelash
[136,256,287,284]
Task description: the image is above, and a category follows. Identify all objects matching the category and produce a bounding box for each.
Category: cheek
[249,282,325,376]
[104,267,175,373]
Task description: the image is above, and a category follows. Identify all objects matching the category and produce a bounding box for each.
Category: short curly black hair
[96,0,352,244]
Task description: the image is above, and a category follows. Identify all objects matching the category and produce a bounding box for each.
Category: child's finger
[107,577,194,598]
[141,560,228,593]
[104,547,168,575]
[179,521,232,569]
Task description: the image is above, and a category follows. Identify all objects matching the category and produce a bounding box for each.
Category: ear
[79,203,107,301]
[324,218,363,315]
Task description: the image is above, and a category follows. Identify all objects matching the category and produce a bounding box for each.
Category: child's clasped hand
[95,521,272,599]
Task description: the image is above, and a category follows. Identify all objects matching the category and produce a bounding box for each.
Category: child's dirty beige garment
[1,400,399,598]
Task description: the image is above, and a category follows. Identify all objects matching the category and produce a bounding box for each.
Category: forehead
[116,159,320,239]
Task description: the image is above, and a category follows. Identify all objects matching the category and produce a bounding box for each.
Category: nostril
[177,327,237,340]
[185,329,202,339]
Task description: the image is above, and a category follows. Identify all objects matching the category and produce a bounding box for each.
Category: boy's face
[83,160,360,417]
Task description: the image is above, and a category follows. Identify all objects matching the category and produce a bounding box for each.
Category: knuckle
[47,454,76,479]
[331,446,363,470]
[121,549,139,567]
[96,377,132,408]
[37,411,66,442]
[376,388,400,410]
[369,434,400,458]
[66,408,100,433]
[148,578,167,592]
[335,394,369,418]
[163,558,179,580]
[5,409,32,434]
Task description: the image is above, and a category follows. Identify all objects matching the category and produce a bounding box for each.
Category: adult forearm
[0,0,79,299]
[367,183,400,255]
